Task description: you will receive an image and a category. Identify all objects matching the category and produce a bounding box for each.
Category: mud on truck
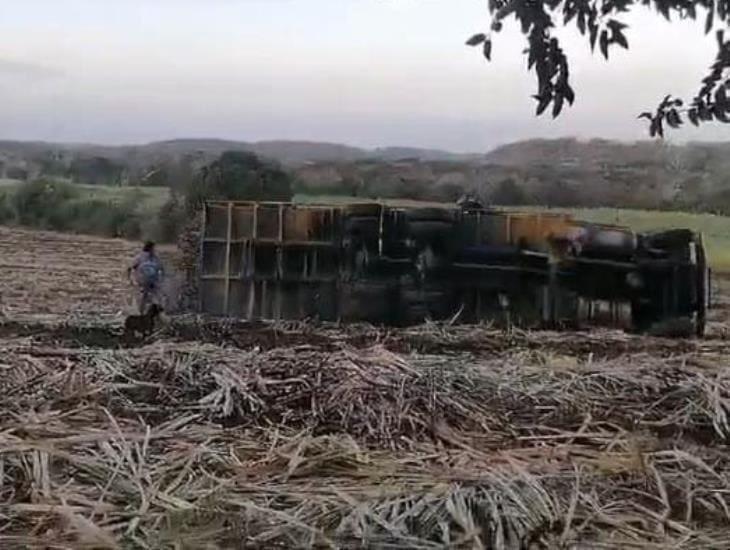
[194,200,710,336]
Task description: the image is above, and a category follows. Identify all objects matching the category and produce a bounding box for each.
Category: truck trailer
[194,200,710,336]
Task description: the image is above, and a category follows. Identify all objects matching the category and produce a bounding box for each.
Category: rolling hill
[1,136,730,213]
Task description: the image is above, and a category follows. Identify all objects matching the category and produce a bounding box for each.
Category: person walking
[128,241,165,314]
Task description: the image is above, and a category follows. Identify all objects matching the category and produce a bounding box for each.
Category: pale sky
[0,0,727,151]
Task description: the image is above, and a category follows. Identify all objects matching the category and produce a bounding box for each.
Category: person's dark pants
[138,284,161,314]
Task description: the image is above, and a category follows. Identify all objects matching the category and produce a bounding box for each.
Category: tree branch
[468,0,730,136]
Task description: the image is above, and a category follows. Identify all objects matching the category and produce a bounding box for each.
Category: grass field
[0,179,169,213]
[73,182,170,210]
[0,180,172,240]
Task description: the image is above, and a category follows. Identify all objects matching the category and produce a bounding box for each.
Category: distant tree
[6,166,29,181]
[467,0,730,135]
[490,178,530,205]
[156,189,186,242]
[167,155,197,190]
[68,156,124,186]
[340,176,362,196]
[13,180,78,228]
[32,151,68,178]
[183,151,294,213]
[433,182,466,202]
[138,166,168,187]
[11,179,144,238]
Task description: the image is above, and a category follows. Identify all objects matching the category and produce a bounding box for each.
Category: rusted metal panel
[475,212,509,245]
[199,201,344,321]
[282,207,338,242]
[256,205,281,241]
[231,205,255,240]
[505,213,575,250]
[204,203,229,240]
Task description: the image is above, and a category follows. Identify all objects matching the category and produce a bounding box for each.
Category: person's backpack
[138,258,161,288]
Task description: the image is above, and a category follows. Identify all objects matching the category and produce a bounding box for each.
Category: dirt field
[2,226,730,549]
[0,226,178,316]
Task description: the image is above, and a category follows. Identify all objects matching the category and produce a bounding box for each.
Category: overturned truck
[196,200,710,336]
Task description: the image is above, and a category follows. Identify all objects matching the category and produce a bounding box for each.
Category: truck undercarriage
[197,200,710,336]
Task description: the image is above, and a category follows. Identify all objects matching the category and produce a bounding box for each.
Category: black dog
[124,304,163,338]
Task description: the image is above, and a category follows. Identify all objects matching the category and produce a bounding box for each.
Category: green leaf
[466,33,487,46]
[589,22,598,51]
[699,103,713,120]
[714,104,730,122]
[520,15,531,34]
[483,39,493,60]
[666,109,682,128]
[600,31,609,59]
[552,94,565,118]
[657,3,671,21]
[535,94,551,116]
[716,85,728,108]
[564,5,577,25]
[606,19,628,32]
[705,2,715,34]
[564,83,575,105]
[613,29,629,49]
